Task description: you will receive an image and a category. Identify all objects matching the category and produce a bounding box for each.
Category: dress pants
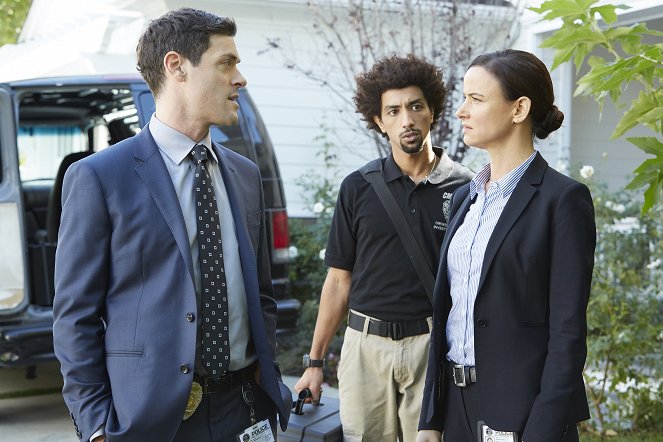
[173,379,277,442]
[441,366,579,442]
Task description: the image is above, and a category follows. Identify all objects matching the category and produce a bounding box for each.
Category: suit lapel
[476,152,547,294]
[133,129,195,284]
[214,144,282,397]
[212,144,261,302]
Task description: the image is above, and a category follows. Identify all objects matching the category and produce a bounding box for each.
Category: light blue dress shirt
[445,151,537,366]
[149,115,254,371]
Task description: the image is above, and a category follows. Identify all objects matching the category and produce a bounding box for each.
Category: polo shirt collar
[383,146,452,184]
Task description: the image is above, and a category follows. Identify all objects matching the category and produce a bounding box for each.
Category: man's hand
[92,436,106,442]
[416,430,442,442]
[294,367,324,404]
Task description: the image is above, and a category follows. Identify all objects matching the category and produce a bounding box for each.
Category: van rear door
[0,84,27,316]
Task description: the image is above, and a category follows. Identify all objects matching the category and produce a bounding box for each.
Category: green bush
[277,126,345,385]
[577,165,663,435]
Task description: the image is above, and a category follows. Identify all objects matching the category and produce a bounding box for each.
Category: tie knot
[190,145,209,164]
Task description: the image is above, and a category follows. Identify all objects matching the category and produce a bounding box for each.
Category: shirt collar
[383,146,452,184]
[148,113,215,165]
[469,150,537,198]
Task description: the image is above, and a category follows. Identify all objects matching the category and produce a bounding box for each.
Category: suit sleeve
[522,181,596,441]
[52,162,112,442]
[255,172,278,358]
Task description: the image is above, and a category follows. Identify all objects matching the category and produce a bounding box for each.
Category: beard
[399,130,424,154]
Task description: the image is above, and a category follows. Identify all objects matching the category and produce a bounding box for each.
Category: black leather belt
[194,362,255,394]
[446,360,477,387]
[348,311,430,340]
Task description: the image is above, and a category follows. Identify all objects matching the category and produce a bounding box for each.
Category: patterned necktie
[190,145,230,378]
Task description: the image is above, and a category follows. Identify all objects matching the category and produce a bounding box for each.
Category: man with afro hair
[295,54,473,441]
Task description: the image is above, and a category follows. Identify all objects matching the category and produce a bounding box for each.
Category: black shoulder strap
[359,160,435,304]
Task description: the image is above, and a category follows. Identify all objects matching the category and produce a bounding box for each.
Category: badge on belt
[183,381,203,420]
[478,420,518,442]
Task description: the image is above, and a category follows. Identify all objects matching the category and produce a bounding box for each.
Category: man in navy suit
[53,8,290,441]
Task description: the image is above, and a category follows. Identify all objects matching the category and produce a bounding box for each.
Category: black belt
[446,360,477,387]
[348,311,429,340]
[193,362,255,394]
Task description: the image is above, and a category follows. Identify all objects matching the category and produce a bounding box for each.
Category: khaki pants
[338,310,431,442]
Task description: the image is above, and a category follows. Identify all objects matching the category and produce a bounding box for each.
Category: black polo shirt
[324,147,474,321]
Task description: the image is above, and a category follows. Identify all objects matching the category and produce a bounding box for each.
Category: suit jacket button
[180,364,190,374]
[186,312,194,322]
[477,319,488,328]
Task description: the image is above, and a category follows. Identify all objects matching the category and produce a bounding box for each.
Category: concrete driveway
[0,361,337,441]
[0,362,76,442]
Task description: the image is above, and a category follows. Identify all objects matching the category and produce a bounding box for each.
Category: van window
[18,127,88,181]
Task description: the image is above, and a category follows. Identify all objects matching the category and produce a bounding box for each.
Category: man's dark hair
[353,54,447,137]
[136,8,237,97]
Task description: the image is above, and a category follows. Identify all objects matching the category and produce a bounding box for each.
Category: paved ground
[0,361,336,441]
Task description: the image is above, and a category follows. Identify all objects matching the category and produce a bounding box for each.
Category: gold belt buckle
[183,381,203,420]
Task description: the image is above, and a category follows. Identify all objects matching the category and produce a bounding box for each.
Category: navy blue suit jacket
[419,153,595,442]
[53,128,291,441]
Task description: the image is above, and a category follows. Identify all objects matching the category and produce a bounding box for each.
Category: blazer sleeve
[522,181,596,441]
[256,179,278,358]
[52,162,112,442]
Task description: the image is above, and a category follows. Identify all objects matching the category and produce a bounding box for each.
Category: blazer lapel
[133,129,195,284]
[476,152,547,294]
[212,144,260,298]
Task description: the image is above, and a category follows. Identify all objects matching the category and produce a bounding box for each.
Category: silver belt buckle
[452,364,467,387]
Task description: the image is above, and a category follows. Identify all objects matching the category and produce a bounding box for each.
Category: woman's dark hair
[469,49,564,139]
[353,54,447,137]
[136,8,236,97]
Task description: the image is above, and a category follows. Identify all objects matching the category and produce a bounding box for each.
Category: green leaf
[541,26,606,50]
[611,92,659,139]
[642,180,661,213]
[626,136,663,156]
[639,107,663,134]
[552,44,578,71]
[529,0,598,22]
[591,5,621,24]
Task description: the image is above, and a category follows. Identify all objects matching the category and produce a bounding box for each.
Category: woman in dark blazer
[417,50,596,442]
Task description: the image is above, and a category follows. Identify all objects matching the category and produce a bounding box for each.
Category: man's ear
[512,96,531,124]
[164,51,186,82]
[373,115,385,133]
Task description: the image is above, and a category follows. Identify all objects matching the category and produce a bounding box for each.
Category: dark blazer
[53,128,291,442]
[419,153,596,442]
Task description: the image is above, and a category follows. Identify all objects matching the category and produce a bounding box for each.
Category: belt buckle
[389,322,404,340]
[202,376,213,394]
[452,364,467,387]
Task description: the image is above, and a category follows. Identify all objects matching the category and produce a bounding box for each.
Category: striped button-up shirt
[445,151,537,365]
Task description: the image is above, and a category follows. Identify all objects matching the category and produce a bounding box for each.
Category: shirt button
[410,208,416,214]
[186,312,195,322]
[477,319,488,328]
[180,364,190,374]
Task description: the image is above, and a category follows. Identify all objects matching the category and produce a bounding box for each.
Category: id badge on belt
[236,382,275,442]
[477,420,518,442]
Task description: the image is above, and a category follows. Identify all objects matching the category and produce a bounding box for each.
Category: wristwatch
[302,353,324,368]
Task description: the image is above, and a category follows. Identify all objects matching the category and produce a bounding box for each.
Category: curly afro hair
[353,54,447,137]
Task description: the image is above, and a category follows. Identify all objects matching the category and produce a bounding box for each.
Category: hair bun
[535,105,564,139]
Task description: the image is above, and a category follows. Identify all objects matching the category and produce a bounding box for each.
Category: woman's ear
[512,96,531,124]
